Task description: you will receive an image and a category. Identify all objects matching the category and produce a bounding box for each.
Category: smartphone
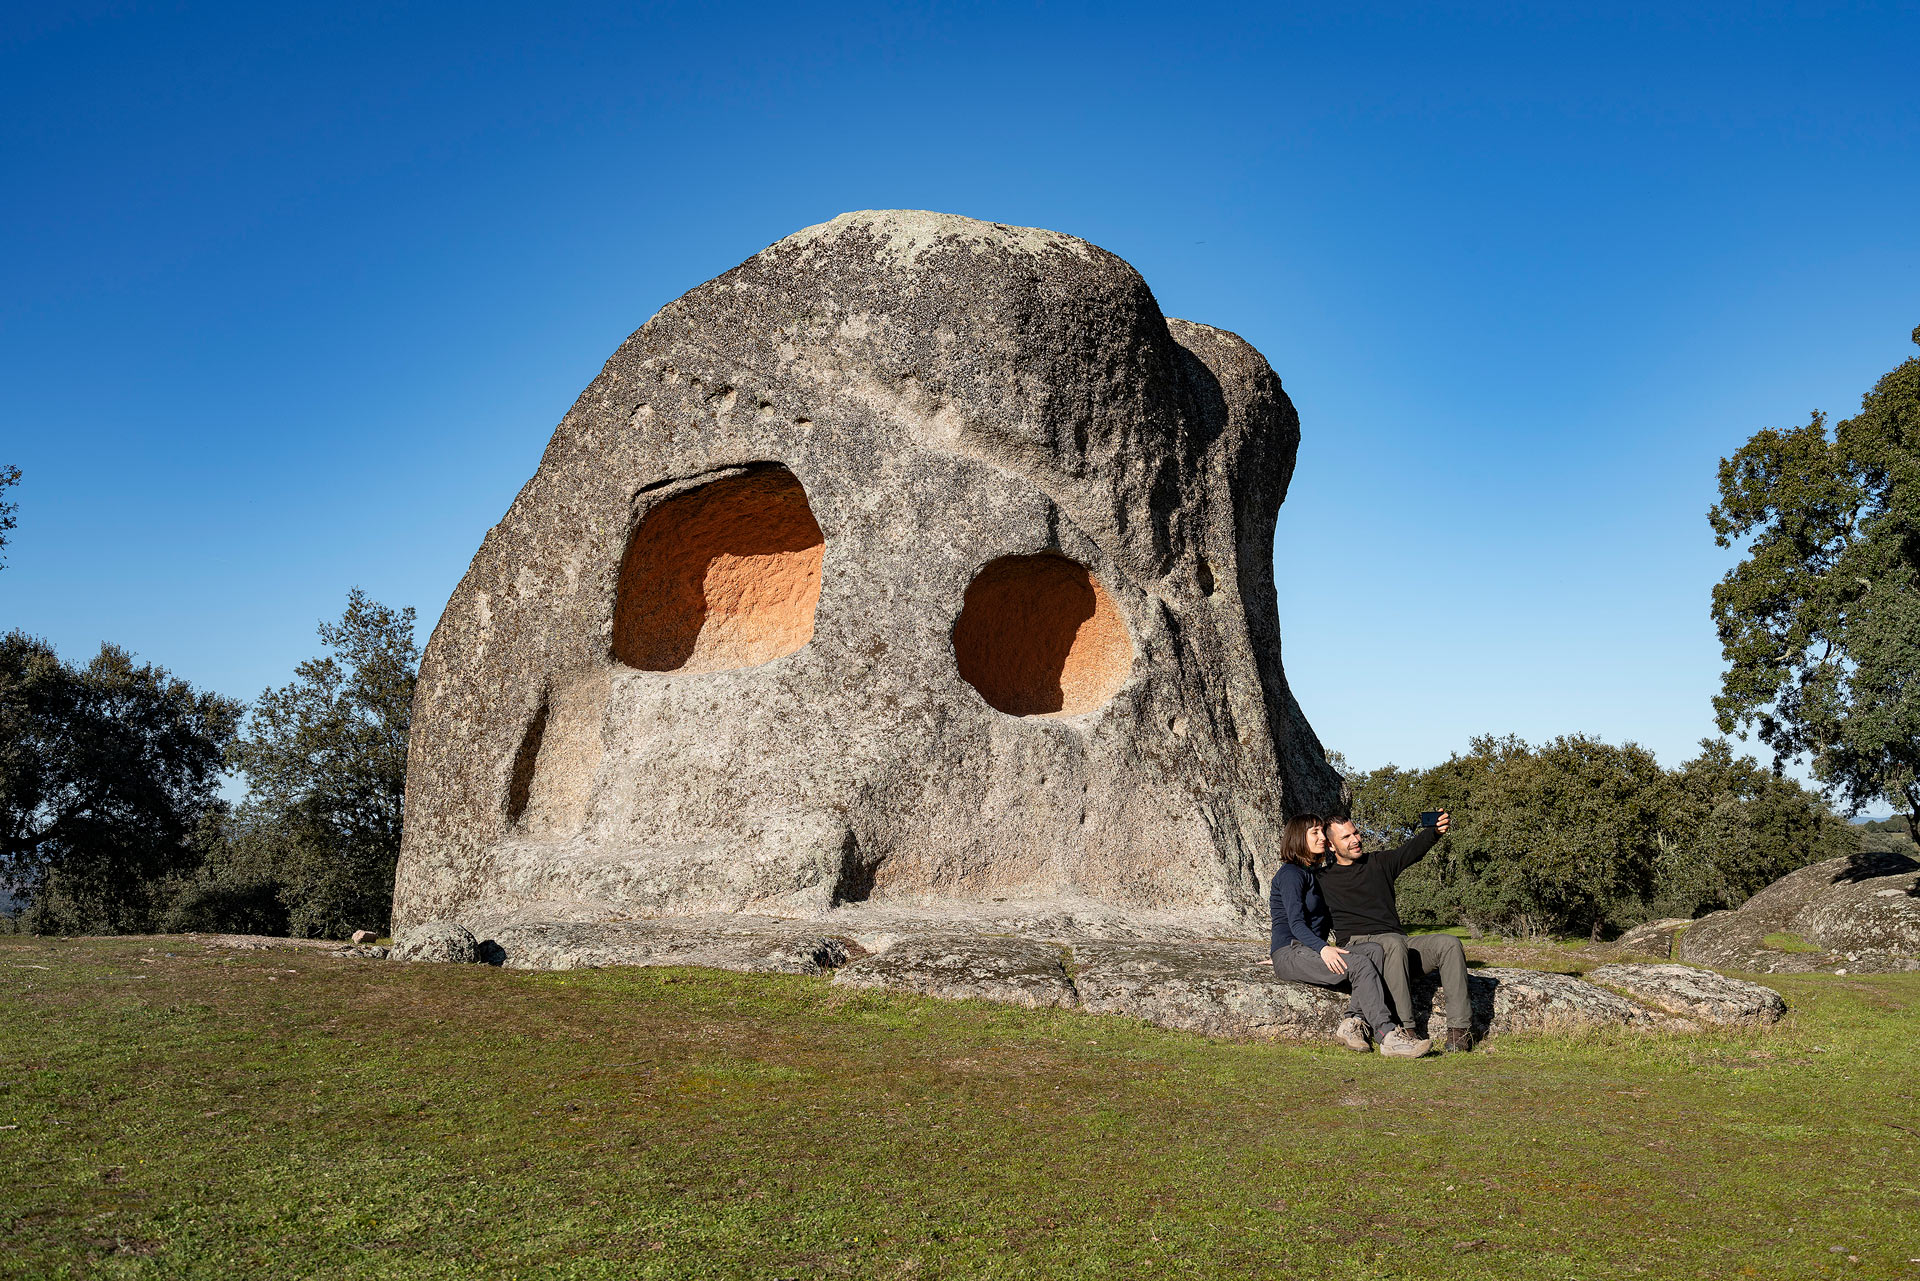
[1417,811,1443,828]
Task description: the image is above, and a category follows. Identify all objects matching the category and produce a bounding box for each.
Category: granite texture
[392,210,1341,934]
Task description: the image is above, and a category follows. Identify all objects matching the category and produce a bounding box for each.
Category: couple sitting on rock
[1269,813,1473,1058]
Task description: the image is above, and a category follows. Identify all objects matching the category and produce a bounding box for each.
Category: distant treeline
[1,591,416,939]
[1,597,1901,944]
[1336,735,1879,939]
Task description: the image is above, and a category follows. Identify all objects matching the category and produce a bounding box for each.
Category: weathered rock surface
[393,210,1343,936]
[390,920,479,965]
[1429,967,1664,1035]
[1612,918,1691,959]
[485,917,848,975]
[1587,962,1786,1025]
[833,934,1078,1008]
[1677,851,1920,974]
[472,919,1714,1042]
[1067,940,1346,1039]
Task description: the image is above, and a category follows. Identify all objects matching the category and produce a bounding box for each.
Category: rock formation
[1677,850,1920,974]
[393,210,1343,936]
[384,210,1797,1046]
[1585,962,1788,1025]
[451,920,1784,1038]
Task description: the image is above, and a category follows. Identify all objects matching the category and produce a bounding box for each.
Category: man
[1268,814,1432,1058]
[1318,813,1475,1053]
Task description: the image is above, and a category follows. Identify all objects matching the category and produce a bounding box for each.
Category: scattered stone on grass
[350,930,377,944]
[189,933,388,960]
[390,921,479,965]
[1586,962,1787,1025]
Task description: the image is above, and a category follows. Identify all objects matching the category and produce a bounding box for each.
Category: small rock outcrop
[485,918,847,975]
[390,920,480,965]
[1612,918,1692,959]
[834,935,1080,1010]
[1677,851,1920,974]
[1587,963,1787,1025]
[392,210,1343,937]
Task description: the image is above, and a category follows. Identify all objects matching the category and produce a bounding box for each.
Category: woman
[1268,814,1431,1058]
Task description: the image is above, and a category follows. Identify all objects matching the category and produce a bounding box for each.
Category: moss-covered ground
[3,935,1917,1279]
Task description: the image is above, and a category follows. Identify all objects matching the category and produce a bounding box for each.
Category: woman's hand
[1320,944,1350,975]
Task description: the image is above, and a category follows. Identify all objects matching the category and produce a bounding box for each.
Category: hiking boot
[1379,1027,1433,1059]
[1445,1027,1475,1053]
[1334,1016,1372,1052]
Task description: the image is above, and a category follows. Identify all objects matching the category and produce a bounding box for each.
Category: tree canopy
[1709,325,1920,827]
[0,464,18,569]
[1342,734,1854,937]
[0,631,242,932]
[220,589,420,937]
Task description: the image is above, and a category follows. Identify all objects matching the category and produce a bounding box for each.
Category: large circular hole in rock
[612,465,825,673]
[952,553,1131,716]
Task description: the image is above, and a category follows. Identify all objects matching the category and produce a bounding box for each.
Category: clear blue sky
[3,2,1915,804]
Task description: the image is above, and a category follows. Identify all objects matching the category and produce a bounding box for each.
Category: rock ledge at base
[401,916,1788,1041]
[1587,962,1787,1025]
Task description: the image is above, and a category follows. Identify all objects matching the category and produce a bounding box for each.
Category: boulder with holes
[392,210,1342,936]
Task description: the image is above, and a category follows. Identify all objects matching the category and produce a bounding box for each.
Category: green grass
[1762,932,1825,954]
[3,937,1918,1279]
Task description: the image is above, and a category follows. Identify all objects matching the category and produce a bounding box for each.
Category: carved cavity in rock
[612,466,825,673]
[952,553,1131,717]
[506,672,609,837]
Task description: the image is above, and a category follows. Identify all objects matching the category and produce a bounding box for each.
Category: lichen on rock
[390,920,479,965]
[1677,851,1920,975]
[1586,962,1786,1025]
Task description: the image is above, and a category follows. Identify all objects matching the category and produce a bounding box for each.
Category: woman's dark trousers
[1269,939,1396,1038]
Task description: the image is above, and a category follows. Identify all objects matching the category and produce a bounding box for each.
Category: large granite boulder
[1677,850,1920,974]
[393,211,1341,935]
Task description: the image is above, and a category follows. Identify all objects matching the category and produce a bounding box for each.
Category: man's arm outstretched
[1382,812,1450,876]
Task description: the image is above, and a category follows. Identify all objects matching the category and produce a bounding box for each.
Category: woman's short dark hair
[1278,813,1326,869]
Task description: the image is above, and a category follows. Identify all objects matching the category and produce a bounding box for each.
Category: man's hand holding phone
[1418,810,1453,834]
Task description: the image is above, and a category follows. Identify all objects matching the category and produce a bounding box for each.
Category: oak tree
[1710,325,1920,828]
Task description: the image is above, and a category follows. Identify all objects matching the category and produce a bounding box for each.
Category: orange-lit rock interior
[612,466,825,672]
[952,553,1131,716]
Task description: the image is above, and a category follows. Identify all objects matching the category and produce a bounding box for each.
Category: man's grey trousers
[1269,939,1397,1037]
[1345,931,1473,1031]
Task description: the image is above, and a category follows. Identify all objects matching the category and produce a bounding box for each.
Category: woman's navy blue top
[1269,861,1333,955]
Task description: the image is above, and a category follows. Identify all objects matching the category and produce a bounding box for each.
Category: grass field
[3,935,1917,1279]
